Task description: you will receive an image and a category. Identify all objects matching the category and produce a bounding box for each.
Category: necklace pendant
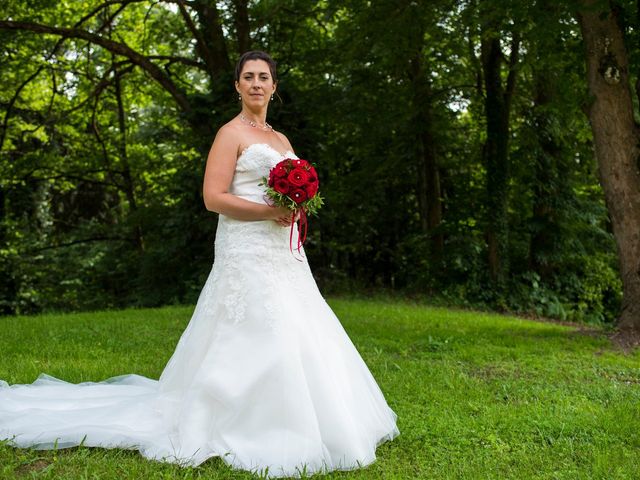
[240,113,273,131]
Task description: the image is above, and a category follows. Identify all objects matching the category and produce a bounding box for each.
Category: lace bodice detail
[208,143,307,328]
[214,143,300,260]
[229,143,296,204]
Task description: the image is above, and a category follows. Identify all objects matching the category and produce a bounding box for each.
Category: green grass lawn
[1,298,639,479]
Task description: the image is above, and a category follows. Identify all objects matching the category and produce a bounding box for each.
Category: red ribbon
[289,208,308,261]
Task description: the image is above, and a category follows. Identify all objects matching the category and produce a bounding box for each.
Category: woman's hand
[270,206,300,227]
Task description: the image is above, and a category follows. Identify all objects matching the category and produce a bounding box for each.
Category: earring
[238,94,242,100]
[271,94,274,101]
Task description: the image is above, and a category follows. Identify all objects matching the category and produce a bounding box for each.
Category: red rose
[268,170,276,187]
[274,178,289,194]
[292,159,308,168]
[290,188,308,204]
[273,164,288,178]
[288,167,310,187]
[307,165,317,183]
[305,181,318,198]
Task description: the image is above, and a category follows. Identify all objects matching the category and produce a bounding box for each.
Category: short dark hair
[234,51,278,83]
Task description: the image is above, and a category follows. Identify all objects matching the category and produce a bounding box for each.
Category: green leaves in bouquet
[260,178,324,216]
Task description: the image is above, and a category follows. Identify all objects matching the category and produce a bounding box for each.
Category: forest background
[1,0,640,339]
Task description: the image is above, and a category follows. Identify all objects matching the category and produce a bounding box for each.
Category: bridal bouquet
[260,158,323,254]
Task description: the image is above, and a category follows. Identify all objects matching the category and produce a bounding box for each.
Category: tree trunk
[193,1,232,77]
[528,0,568,279]
[417,109,444,260]
[0,186,17,315]
[232,0,251,53]
[409,53,444,262]
[529,66,563,278]
[114,67,145,252]
[480,35,510,283]
[578,0,640,337]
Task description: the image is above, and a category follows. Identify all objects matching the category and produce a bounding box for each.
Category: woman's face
[236,59,276,108]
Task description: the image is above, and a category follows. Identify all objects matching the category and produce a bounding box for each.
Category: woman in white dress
[0,51,399,478]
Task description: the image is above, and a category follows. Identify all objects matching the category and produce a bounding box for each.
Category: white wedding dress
[0,143,399,478]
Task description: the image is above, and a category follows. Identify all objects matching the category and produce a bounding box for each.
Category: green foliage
[261,180,325,215]
[1,299,639,478]
[0,0,628,324]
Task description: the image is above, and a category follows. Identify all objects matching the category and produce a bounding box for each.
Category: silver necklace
[240,113,272,131]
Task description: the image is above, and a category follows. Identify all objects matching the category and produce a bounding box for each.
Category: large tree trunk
[578,0,640,339]
[480,28,518,284]
[192,1,232,77]
[232,0,251,53]
[481,36,508,283]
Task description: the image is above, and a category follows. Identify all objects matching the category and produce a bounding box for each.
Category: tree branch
[191,2,231,76]
[467,26,483,96]
[175,0,216,79]
[26,172,122,188]
[505,32,520,102]
[0,67,43,151]
[91,94,111,170]
[28,236,137,253]
[0,20,192,115]
[61,62,135,118]
[0,2,159,151]
[75,0,147,29]
[146,55,205,68]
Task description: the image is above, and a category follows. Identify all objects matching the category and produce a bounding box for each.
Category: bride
[0,50,399,478]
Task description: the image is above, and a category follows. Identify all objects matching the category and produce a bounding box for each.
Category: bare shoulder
[274,130,294,153]
[210,120,244,154]
[214,120,242,142]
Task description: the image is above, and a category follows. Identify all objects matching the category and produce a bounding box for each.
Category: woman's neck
[239,108,272,131]
[240,108,268,127]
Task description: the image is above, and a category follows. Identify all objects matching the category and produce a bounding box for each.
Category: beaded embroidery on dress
[0,143,399,478]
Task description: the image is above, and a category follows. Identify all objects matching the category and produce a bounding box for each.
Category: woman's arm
[202,126,290,222]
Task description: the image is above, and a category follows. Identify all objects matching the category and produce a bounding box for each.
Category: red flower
[261,157,322,256]
[288,167,310,187]
[305,181,318,198]
[274,178,289,194]
[307,165,318,183]
[292,159,308,168]
[290,188,308,204]
[273,164,288,178]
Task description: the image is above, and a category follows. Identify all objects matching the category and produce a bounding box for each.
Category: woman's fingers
[272,209,300,226]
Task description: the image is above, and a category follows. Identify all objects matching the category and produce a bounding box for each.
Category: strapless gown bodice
[215,143,299,258]
[228,142,294,201]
